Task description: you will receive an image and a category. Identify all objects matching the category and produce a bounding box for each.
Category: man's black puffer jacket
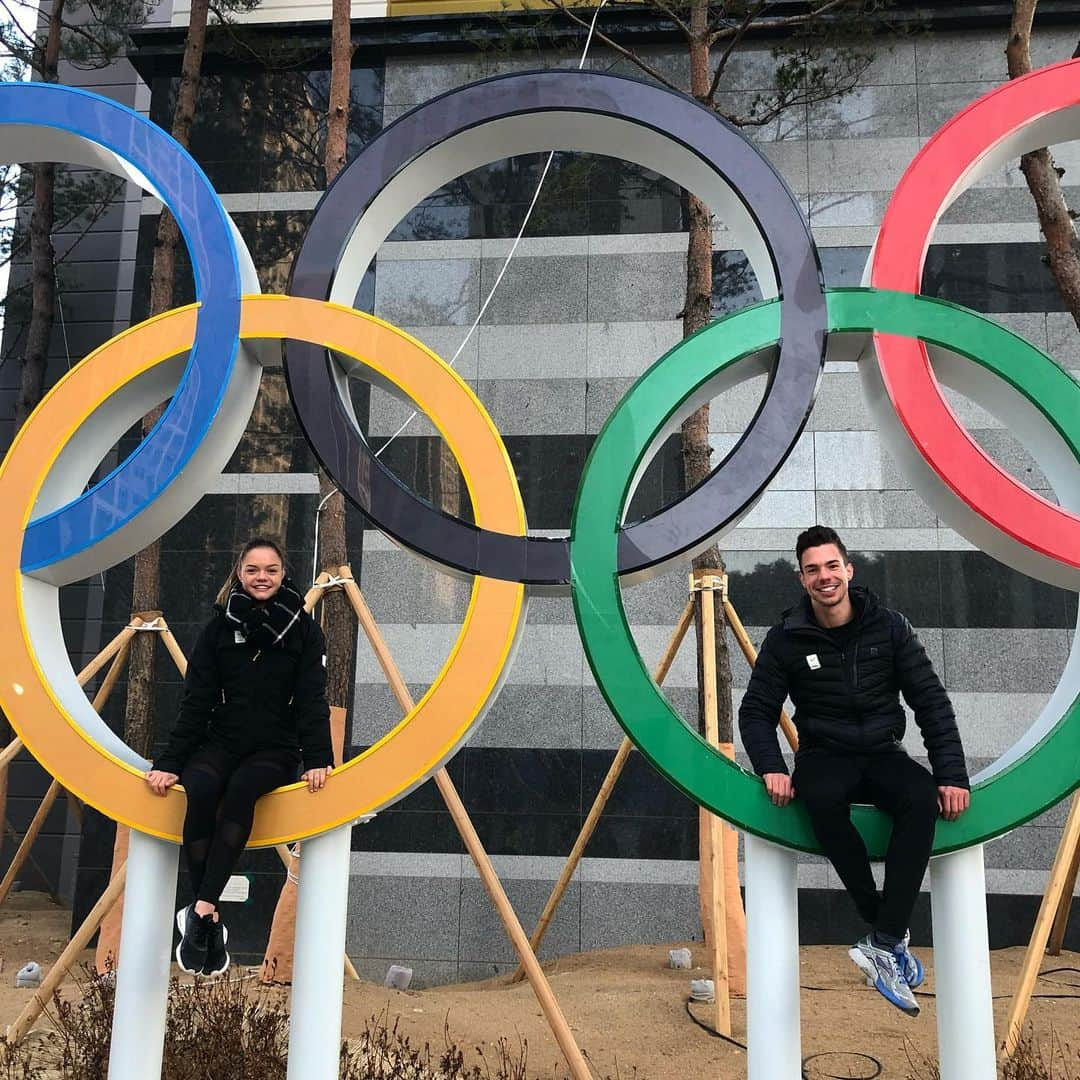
[738,586,968,788]
[154,607,332,775]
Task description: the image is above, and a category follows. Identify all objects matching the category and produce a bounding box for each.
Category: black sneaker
[202,916,230,978]
[176,905,211,975]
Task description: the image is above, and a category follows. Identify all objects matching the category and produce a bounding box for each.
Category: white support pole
[107,829,178,1080]
[929,845,996,1080]
[744,834,802,1080]
[287,823,352,1080]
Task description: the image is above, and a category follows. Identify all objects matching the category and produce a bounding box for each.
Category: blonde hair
[215,537,287,607]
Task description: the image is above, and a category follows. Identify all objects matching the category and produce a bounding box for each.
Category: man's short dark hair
[796,526,850,569]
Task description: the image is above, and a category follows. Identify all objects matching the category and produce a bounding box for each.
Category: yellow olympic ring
[0,295,526,845]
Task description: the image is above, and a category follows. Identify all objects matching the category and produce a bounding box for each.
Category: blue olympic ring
[3,84,245,576]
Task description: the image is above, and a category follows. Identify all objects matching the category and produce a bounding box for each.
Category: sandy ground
[2,892,1079,1078]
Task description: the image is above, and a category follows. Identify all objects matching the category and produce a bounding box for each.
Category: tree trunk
[1006,0,1080,331]
[683,0,745,998]
[126,0,213,757]
[261,3,356,983]
[15,0,66,433]
[317,0,358,716]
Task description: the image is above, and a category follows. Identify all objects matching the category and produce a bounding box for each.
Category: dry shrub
[25,968,539,1079]
[905,1025,1080,1080]
[0,1037,44,1080]
[340,1011,531,1079]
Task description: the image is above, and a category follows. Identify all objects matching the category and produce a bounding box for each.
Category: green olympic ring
[569,287,1080,857]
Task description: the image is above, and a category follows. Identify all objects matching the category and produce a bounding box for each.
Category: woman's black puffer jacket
[738,586,968,788]
[154,607,332,775]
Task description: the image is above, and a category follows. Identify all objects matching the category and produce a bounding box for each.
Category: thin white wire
[374,0,608,459]
[312,1,608,580]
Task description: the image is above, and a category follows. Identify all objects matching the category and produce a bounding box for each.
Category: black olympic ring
[285,70,827,587]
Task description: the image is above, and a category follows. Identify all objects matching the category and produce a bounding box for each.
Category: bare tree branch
[536,0,687,93]
[705,0,768,104]
[1007,0,1080,331]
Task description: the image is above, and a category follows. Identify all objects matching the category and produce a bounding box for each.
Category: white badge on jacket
[806,654,821,670]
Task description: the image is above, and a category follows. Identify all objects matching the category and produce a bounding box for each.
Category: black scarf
[223,577,305,649]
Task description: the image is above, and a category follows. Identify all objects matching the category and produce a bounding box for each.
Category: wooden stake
[339,568,591,1080]
[510,599,696,983]
[698,575,732,1037]
[90,634,133,714]
[158,623,188,679]
[261,704,356,983]
[723,598,798,752]
[0,737,23,774]
[2,819,60,905]
[1003,791,1080,1055]
[73,623,139,689]
[94,825,130,974]
[1047,793,1080,956]
[7,861,128,1045]
[0,779,60,908]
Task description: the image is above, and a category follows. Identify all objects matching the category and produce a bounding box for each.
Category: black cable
[800,1051,883,1079]
[683,999,747,1050]
[685,999,884,1078]
[682,967,1080,1071]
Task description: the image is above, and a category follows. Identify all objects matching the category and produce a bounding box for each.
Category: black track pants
[791,749,939,939]
[180,744,299,905]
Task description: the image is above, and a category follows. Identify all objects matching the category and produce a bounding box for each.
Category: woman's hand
[145,769,179,796]
[301,767,331,793]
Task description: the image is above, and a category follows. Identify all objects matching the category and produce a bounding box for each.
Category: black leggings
[180,745,299,905]
[792,749,939,939]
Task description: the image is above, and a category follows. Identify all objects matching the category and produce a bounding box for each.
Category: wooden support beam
[0,779,60,909]
[2,820,60,905]
[73,623,139,689]
[157,623,188,679]
[698,575,732,1037]
[8,861,128,1044]
[1003,791,1080,1055]
[0,737,23,774]
[1048,793,1080,956]
[338,567,591,1080]
[90,635,132,713]
[723,598,798,751]
[510,599,696,983]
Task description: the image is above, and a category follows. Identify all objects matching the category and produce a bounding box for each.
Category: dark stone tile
[7,793,71,835]
[158,551,234,621]
[355,756,464,814]
[923,242,1067,314]
[351,810,465,855]
[938,551,1071,629]
[71,867,110,936]
[847,551,942,628]
[462,748,581,816]
[76,808,117,871]
[161,496,240,554]
[582,750,697,820]
[588,815,698,861]
[468,812,581,857]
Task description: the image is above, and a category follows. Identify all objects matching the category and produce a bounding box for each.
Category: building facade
[2,0,1078,983]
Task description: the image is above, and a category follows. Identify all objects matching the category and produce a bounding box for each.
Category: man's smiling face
[798,542,854,619]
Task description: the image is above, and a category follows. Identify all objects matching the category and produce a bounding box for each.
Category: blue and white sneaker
[896,929,924,988]
[849,934,920,1016]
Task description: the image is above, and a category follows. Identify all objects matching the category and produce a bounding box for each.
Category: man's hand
[763,772,795,807]
[145,769,179,796]
[301,767,331,793]
[938,785,969,822]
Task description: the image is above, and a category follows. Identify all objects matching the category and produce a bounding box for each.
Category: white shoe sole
[175,906,204,976]
[202,923,230,979]
[848,946,877,988]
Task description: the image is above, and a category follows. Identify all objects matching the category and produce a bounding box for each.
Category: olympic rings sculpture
[0,62,1076,853]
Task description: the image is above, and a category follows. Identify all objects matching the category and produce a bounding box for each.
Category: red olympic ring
[872,59,1080,575]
